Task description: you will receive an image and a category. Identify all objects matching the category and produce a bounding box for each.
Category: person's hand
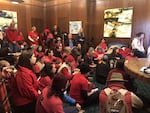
[38,90,41,94]
[73,68,80,75]
[2,66,15,79]
[76,103,81,111]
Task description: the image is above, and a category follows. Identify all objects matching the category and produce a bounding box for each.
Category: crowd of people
[0,22,149,113]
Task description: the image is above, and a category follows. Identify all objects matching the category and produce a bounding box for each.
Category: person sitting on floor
[69,63,99,108]
[36,73,81,113]
[99,72,143,113]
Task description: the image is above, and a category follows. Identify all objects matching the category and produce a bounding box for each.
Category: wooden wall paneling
[69,0,87,39]
[58,17,68,33]
[96,1,132,47]
[31,18,44,33]
[17,5,28,39]
[30,5,44,33]
[86,0,96,46]
[1,0,150,50]
[46,6,57,30]
[0,1,45,38]
[57,3,70,32]
[0,2,28,38]
[131,0,149,49]
[145,0,150,48]
[31,5,44,18]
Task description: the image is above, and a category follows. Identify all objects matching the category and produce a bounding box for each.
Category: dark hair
[136,32,144,37]
[71,47,81,60]
[46,48,54,56]
[78,63,91,74]
[17,50,34,70]
[47,73,67,100]
[116,59,125,70]
[41,63,54,79]
[36,45,44,52]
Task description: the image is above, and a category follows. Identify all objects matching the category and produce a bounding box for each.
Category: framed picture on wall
[69,21,82,34]
[0,10,17,31]
[103,7,133,38]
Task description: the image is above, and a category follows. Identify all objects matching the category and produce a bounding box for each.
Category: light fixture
[9,0,24,4]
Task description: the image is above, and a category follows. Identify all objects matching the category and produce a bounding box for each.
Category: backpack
[104,88,129,113]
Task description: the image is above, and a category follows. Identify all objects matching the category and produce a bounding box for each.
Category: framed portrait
[103,7,133,38]
[0,10,17,31]
[69,21,82,34]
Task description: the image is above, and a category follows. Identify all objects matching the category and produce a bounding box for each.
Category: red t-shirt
[69,73,88,104]
[99,42,107,50]
[28,31,39,45]
[36,86,64,113]
[5,28,18,42]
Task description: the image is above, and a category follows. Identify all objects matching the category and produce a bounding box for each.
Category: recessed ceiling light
[9,0,24,4]
[11,1,19,4]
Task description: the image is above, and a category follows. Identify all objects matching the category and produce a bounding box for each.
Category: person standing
[75,27,85,47]
[28,26,39,46]
[11,49,39,113]
[5,21,19,52]
[131,32,146,58]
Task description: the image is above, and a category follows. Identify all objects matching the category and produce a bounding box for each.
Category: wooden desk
[124,58,150,84]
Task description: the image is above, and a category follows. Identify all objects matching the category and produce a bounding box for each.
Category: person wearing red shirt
[28,26,39,46]
[57,55,75,80]
[16,31,27,51]
[44,49,56,63]
[0,60,12,113]
[98,38,108,52]
[36,73,67,113]
[99,72,143,113]
[38,63,56,91]
[125,49,138,60]
[34,52,45,77]
[5,21,19,52]
[69,63,99,107]
[44,49,62,69]
[11,50,39,113]
[94,46,105,61]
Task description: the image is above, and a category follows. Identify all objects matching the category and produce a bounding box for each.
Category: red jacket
[5,28,18,42]
[11,66,39,106]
